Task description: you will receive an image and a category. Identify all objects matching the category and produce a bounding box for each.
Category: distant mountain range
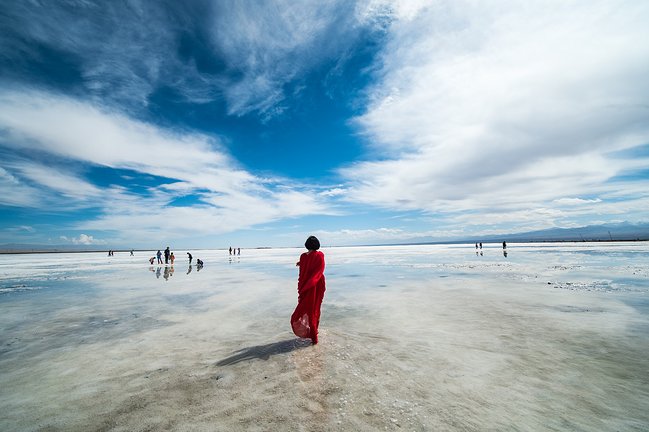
[378,221,649,246]
[475,221,649,243]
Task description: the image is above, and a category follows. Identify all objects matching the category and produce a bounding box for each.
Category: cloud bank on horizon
[1,0,648,247]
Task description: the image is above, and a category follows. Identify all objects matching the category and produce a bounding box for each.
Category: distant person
[108,250,111,257]
[130,249,134,256]
[291,236,326,345]
[475,243,478,250]
[156,250,163,264]
[229,247,232,256]
[196,258,203,266]
[170,252,175,265]
[237,247,241,255]
[187,252,192,264]
[164,246,170,264]
[503,241,507,249]
[149,257,155,265]
[479,242,482,249]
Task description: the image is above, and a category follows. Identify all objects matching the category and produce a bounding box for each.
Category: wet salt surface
[1,242,648,431]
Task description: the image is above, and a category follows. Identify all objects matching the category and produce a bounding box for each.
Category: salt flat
[1,243,648,431]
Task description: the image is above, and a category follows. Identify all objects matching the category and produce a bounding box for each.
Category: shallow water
[1,243,648,431]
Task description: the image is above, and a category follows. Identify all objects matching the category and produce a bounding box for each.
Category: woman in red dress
[291,236,326,344]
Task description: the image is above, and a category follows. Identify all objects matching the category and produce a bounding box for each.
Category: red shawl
[291,250,326,344]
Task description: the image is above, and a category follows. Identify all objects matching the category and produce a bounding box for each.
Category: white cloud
[554,198,602,206]
[0,90,233,184]
[0,167,19,185]
[344,0,649,228]
[60,234,105,245]
[0,165,47,207]
[0,89,331,240]
[14,162,102,199]
[308,227,408,246]
[357,0,430,25]
[311,226,474,246]
[320,187,347,197]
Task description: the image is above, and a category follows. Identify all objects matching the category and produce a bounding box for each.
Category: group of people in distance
[186,252,203,267]
[148,247,203,268]
[475,241,508,257]
[150,247,173,265]
[228,247,241,256]
[108,249,135,256]
[474,241,507,249]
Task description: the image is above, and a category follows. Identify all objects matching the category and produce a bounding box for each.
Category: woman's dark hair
[305,236,320,251]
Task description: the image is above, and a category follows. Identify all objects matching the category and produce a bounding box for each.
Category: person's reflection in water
[480,250,483,256]
[155,266,161,279]
[187,265,192,274]
[164,266,170,280]
[503,250,508,258]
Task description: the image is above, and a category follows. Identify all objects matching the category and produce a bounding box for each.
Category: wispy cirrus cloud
[344,0,649,229]
[0,0,383,119]
[208,0,385,117]
[0,1,191,106]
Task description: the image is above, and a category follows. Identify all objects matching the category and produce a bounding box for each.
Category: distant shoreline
[0,249,150,255]
[1,239,646,255]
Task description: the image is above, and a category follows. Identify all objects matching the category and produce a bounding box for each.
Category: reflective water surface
[1,242,648,431]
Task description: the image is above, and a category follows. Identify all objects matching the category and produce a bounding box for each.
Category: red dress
[291,251,326,344]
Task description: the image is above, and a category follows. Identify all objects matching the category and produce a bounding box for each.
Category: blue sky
[1,0,648,248]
